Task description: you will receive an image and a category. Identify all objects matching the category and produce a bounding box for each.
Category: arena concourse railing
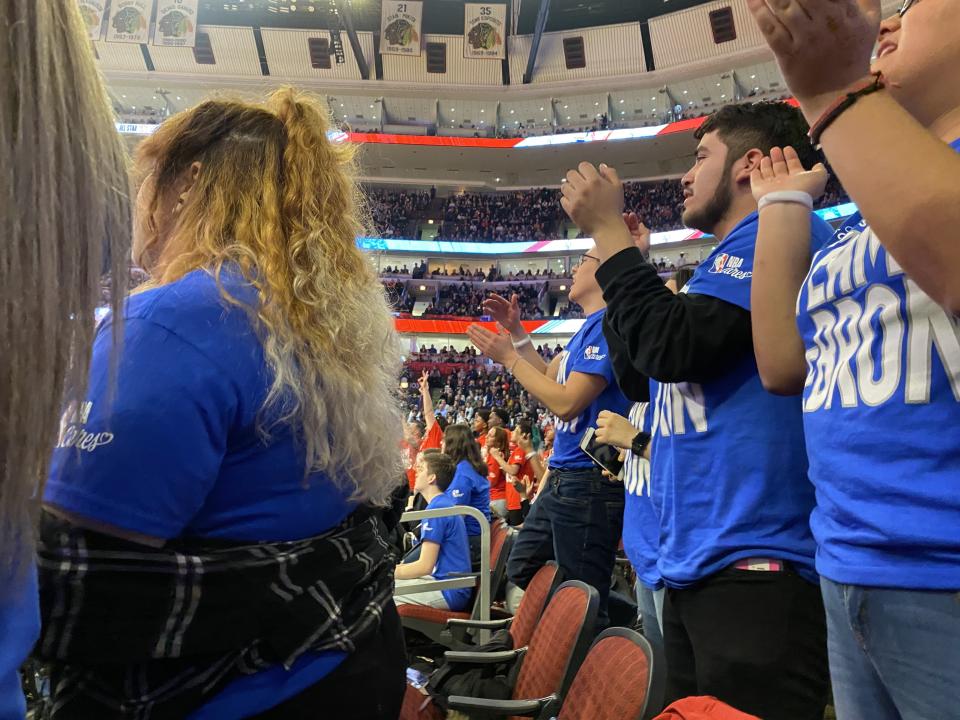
[396,505,493,644]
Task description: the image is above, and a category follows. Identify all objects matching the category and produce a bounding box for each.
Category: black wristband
[631,431,651,457]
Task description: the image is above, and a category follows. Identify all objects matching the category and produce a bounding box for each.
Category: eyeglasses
[898,0,917,16]
[578,253,600,265]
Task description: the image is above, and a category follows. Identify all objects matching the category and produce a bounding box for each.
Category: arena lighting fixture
[419,285,426,291]
[540,106,544,111]
[176,96,181,100]
[451,108,455,111]
[563,104,568,109]
[720,95,725,99]
[510,109,514,114]
[594,101,599,106]
[428,219,434,224]
[750,74,756,79]
[559,284,567,290]
[716,82,721,87]
[480,109,484,112]
[121,94,126,98]
[683,90,688,94]
[495,177,501,182]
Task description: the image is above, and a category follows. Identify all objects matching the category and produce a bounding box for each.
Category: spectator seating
[557,628,656,720]
[445,561,561,651]
[438,580,599,718]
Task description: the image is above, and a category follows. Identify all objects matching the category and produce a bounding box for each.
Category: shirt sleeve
[419,515,447,546]
[45,319,237,539]
[596,247,754,385]
[566,318,616,384]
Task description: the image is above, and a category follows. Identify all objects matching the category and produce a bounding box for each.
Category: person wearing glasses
[557,101,835,720]
[466,249,630,631]
[743,0,960,718]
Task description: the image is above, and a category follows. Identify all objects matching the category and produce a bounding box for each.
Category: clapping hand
[750,147,829,204]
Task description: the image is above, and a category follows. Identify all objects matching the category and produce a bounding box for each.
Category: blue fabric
[44,268,358,717]
[649,212,835,588]
[447,460,491,536]
[796,139,960,591]
[821,578,960,720]
[622,402,662,591]
[0,564,38,720]
[550,308,631,468]
[417,494,472,611]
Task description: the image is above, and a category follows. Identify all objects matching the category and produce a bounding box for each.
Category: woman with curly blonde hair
[38,89,406,719]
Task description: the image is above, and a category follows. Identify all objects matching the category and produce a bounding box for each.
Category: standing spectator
[484,426,511,520]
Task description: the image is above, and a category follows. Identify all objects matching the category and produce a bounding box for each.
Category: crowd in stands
[425,282,544,319]
[382,262,564,281]
[435,188,559,243]
[366,188,433,238]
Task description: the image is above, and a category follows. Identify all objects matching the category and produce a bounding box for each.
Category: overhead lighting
[620,111,625,115]
[369,104,374,108]
[683,90,688,94]
[480,109,484,113]
[152,95,157,100]
[651,96,656,100]
[563,104,568,109]
[619,99,624,103]
[121,94,126,98]
[594,101,599,106]
[716,82,721,87]
[720,94,725,99]
[419,285,426,291]
[495,177,501,182]
[750,74,756,79]
[428,219,434,224]
[566,115,570,120]
[340,103,344,107]
[540,106,544,111]
[559,284,567,291]
[510,109,514,114]
[543,118,548,122]
[450,108,455,111]
[176,95,181,100]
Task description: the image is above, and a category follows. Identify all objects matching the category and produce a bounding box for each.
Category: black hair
[475,408,491,424]
[421,451,456,492]
[516,418,533,438]
[695,101,821,172]
[434,415,448,432]
[443,423,487,476]
[492,408,510,427]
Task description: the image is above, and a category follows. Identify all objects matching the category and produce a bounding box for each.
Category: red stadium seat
[445,560,561,650]
[437,580,599,718]
[555,628,656,720]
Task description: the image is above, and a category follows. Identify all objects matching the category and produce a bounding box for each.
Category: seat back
[478,519,514,614]
[511,581,598,704]
[508,562,560,648]
[558,628,654,720]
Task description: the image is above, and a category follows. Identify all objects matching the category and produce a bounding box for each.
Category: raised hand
[418,369,430,394]
[559,162,626,238]
[467,324,518,366]
[482,292,523,335]
[746,0,881,106]
[750,146,829,203]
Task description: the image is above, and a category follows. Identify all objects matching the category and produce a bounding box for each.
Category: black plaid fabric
[35,506,398,719]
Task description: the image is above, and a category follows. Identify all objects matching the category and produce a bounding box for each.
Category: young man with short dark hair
[560,102,833,720]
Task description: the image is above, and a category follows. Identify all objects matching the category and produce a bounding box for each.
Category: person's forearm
[395,557,432,579]
[507,332,548,375]
[751,204,813,395]
[511,359,578,420]
[801,90,960,313]
[421,388,435,430]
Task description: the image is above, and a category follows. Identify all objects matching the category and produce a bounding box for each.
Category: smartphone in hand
[579,427,625,479]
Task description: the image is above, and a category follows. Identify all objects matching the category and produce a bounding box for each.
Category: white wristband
[757,191,814,213]
[511,336,532,349]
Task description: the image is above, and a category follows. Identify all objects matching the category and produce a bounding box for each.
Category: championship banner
[106,0,152,44]
[380,1,422,56]
[152,0,198,47]
[77,0,108,41]
[463,3,506,60]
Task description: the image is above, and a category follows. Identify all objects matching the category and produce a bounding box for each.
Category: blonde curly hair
[134,88,403,504]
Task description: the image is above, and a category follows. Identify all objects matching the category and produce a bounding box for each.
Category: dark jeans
[251,600,406,719]
[663,566,829,720]
[506,466,624,630]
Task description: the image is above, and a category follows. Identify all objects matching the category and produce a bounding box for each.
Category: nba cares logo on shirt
[451,489,465,499]
[584,345,607,361]
[709,253,751,280]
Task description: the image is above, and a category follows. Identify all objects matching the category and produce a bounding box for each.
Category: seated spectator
[484,426,510,520]
[394,452,471,611]
[442,424,491,565]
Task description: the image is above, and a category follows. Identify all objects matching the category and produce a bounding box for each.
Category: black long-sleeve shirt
[594,247,754,402]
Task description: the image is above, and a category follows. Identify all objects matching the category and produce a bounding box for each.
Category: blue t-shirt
[417,493,473,611]
[45,269,358,718]
[0,565,38,720]
[551,308,631,468]
[649,212,835,588]
[622,402,662,591]
[447,460,491,536]
[796,138,960,590]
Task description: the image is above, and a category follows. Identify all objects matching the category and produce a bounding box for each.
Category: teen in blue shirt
[467,258,632,631]
[395,452,472,611]
[441,424,491,565]
[559,103,833,720]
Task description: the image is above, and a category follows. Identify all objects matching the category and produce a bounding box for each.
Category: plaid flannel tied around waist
[35,505,397,719]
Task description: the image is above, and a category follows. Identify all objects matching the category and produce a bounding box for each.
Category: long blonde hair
[0,1,131,573]
[135,89,403,504]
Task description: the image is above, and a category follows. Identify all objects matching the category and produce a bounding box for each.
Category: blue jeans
[506,466,624,629]
[821,578,960,720]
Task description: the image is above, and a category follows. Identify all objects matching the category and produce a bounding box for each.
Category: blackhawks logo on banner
[464,3,505,60]
[106,0,151,44]
[153,0,199,47]
[380,1,422,57]
[77,0,108,41]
